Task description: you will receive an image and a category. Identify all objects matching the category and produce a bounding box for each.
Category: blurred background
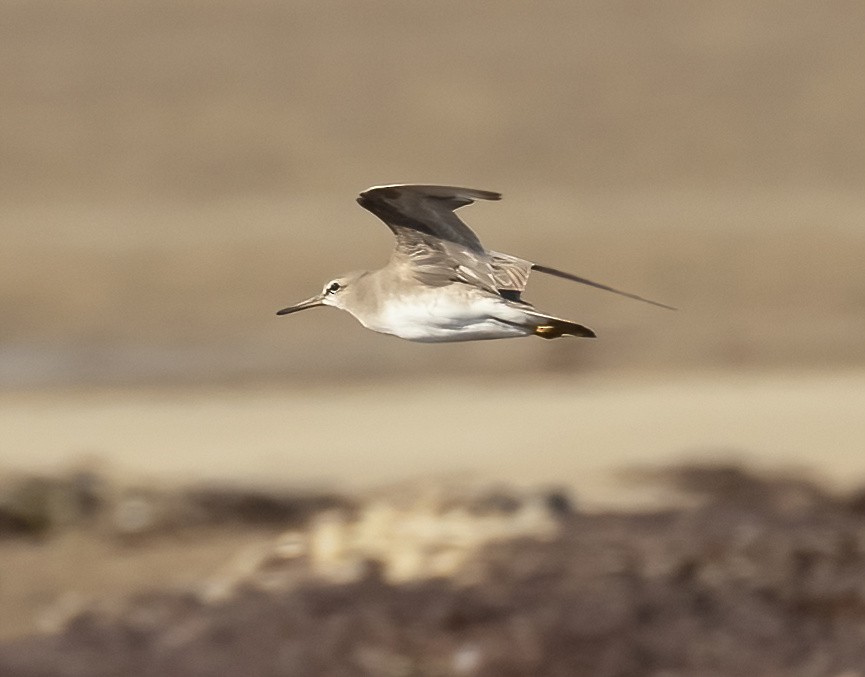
[3,0,865,388]
[1,0,865,654]
[3,0,865,508]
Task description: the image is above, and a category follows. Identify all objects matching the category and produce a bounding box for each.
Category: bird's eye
[326,282,341,294]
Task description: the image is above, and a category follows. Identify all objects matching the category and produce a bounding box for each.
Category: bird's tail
[520,310,596,339]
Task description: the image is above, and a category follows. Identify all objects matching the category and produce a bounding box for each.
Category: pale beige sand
[3,371,863,509]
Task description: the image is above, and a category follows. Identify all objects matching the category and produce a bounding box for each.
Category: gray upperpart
[276,184,675,335]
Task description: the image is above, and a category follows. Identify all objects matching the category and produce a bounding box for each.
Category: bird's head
[276,271,365,316]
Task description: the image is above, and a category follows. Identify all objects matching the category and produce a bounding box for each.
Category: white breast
[354,289,533,343]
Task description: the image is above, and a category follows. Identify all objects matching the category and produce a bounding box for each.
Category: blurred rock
[8,467,865,674]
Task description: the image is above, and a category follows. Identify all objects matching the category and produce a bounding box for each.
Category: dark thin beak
[276,295,325,316]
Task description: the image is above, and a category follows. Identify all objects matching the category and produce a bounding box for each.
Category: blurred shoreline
[3,369,863,510]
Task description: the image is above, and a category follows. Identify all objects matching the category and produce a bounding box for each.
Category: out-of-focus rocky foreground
[3,467,865,675]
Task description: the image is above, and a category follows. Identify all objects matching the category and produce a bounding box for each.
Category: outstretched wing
[530,263,676,310]
[489,254,675,310]
[357,184,675,310]
[356,184,500,254]
[484,250,675,309]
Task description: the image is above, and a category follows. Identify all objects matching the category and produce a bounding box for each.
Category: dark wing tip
[359,184,501,203]
[462,187,502,201]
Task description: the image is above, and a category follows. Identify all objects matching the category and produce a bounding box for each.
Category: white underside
[351,291,535,343]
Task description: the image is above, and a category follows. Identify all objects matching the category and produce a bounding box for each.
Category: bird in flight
[277,184,673,342]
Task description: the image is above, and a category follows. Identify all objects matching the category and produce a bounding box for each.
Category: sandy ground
[2,372,864,667]
[0,528,279,641]
[3,371,864,509]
